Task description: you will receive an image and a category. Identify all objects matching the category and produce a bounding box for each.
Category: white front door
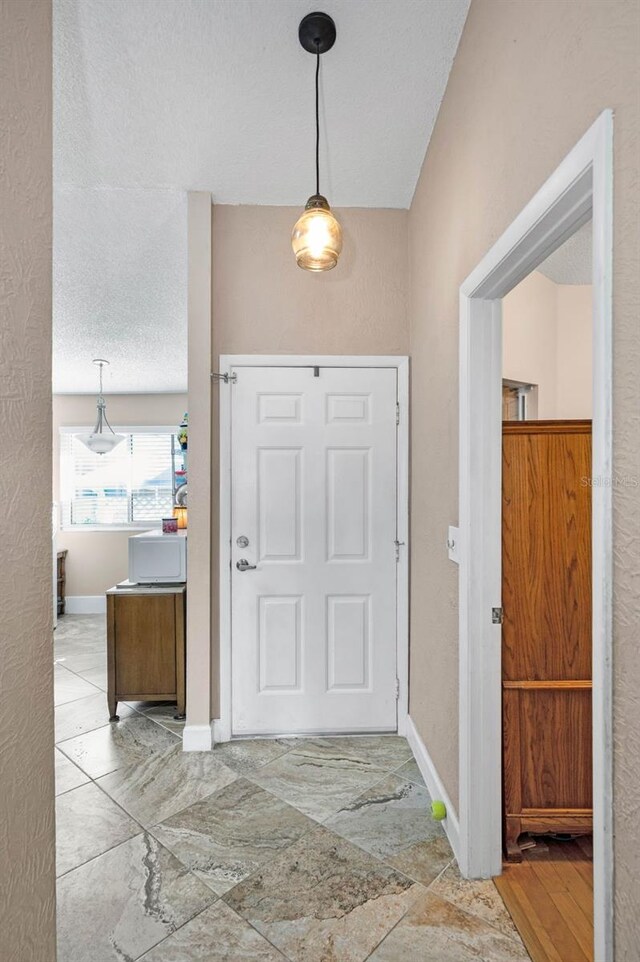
[230,365,398,735]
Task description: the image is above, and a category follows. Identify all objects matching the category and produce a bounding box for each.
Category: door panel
[258,596,302,692]
[327,595,370,690]
[114,594,176,695]
[258,448,302,561]
[327,448,370,560]
[505,688,593,810]
[502,424,592,681]
[231,366,397,735]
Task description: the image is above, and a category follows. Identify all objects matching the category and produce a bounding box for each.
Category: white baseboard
[65,595,106,615]
[182,723,213,752]
[406,715,460,864]
[212,718,231,743]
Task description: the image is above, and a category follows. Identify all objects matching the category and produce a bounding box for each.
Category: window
[60,427,177,529]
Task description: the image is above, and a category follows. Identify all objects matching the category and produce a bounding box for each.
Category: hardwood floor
[494,836,593,962]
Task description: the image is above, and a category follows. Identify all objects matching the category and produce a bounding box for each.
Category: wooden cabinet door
[114,593,177,697]
[502,420,592,860]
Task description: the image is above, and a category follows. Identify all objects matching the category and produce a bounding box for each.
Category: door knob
[236,558,257,572]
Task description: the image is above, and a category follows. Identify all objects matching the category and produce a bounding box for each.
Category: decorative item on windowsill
[178,413,188,450]
[77,359,125,455]
[291,12,343,272]
[172,505,188,530]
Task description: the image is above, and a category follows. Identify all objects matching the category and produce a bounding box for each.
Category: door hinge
[394,539,405,562]
[492,607,504,625]
[395,678,400,700]
[396,402,400,425]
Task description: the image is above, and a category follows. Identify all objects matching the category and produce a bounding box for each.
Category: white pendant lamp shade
[79,359,125,455]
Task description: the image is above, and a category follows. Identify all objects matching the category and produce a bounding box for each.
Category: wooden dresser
[502,420,592,860]
[106,583,186,721]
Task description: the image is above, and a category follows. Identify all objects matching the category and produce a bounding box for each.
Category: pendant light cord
[315,43,320,196]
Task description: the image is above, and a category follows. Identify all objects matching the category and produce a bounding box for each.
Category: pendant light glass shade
[78,359,125,455]
[292,194,343,271]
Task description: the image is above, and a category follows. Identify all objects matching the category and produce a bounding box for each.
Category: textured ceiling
[53,189,187,393]
[54,0,470,206]
[537,220,592,285]
[53,0,470,392]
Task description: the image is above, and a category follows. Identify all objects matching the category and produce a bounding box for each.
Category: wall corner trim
[185,190,213,731]
[182,723,213,752]
[406,715,460,863]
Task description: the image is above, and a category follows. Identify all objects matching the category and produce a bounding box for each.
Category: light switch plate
[447,525,460,564]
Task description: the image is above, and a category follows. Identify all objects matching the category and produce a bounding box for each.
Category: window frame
[59,424,179,532]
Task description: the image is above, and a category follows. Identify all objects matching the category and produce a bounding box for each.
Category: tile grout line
[131,900,294,962]
[54,698,173,748]
[131,904,221,962]
[56,775,148,881]
[224,906,296,962]
[131,894,222,962]
[240,749,417,825]
[361,877,431,962]
[426,873,533,950]
[53,663,103,705]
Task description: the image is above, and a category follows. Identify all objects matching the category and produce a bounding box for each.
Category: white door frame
[458,111,613,960]
[216,355,409,743]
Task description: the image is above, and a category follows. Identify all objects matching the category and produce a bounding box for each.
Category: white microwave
[128,530,187,584]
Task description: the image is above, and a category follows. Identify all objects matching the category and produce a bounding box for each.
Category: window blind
[60,430,176,528]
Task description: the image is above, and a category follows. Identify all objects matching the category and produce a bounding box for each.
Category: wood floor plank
[551,838,594,878]
[549,890,593,960]
[513,863,589,962]
[528,850,592,918]
[545,845,593,916]
[494,838,594,962]
[495,870,566,962]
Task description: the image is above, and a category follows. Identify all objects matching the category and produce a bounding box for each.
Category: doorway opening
[217,355,409,743]
[458,111,612,962]
[495,221,595,961]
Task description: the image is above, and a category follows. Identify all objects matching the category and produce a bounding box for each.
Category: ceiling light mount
[298,12,336,55]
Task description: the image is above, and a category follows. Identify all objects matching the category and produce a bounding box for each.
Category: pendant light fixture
[291,12,342,272]
[77,359,125,455]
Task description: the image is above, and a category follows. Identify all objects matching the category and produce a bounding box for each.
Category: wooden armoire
[502,420,592,861]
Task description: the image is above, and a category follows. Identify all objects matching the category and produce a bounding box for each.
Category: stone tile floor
[55,615,530,962]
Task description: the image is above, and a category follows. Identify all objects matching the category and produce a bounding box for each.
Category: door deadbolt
[236,535,249,548]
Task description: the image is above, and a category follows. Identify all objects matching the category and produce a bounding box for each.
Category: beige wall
[212,206,409,357]
[503,270,592,418]
[556,284,593,419]
[0,0,56,957]
[503,270,559,416]
[407,0,639,954]
[210,204,409,707]
[54,393,187,596]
